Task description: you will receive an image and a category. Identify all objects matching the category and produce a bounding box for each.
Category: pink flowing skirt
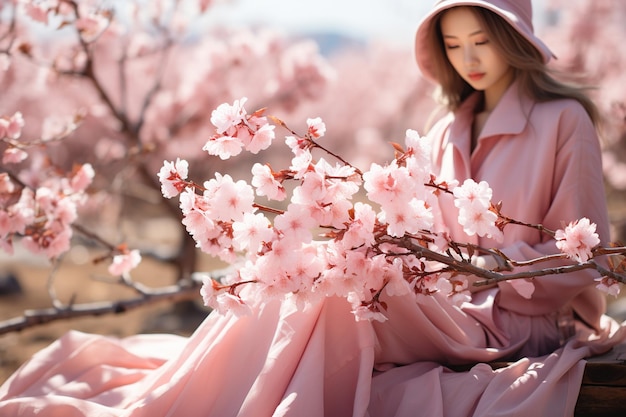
[1,289,624,417]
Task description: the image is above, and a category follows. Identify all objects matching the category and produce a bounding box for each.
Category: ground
[0,218,222,384]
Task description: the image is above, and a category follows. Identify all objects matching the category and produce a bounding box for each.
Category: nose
[464,45,478,66]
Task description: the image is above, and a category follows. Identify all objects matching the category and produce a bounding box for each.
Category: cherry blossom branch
[0,112,84,149]
[404,237,626,285]
[0,2,17,51]
[269,115,363,176]
[0,266,237,335]
[134,40,173,137]
[472,259,626,287]
[0,277,204,335]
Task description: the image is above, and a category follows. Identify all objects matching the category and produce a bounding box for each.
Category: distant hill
[294,31,366,56]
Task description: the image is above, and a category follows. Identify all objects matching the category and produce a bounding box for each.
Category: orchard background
[1,0,625,382]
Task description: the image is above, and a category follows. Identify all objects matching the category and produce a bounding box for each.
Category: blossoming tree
[1,0,626,334]
[158,98,626,322]
[0,0,335,331]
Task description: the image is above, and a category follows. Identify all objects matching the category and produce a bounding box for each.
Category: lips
[468,72,485,81]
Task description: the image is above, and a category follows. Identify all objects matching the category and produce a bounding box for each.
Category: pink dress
[1,82,625,417]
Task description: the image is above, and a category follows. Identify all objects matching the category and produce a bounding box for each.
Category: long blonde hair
[427,6,600,126]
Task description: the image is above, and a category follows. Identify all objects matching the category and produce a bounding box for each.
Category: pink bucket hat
[414,0,556,83]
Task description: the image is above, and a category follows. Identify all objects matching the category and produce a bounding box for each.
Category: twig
[0,267,236,334]
[0,274,213,335]
[0,284,200,335]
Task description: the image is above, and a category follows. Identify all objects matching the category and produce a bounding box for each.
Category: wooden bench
[574,342,626,416]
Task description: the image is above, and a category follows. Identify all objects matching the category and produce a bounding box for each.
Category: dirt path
[0,249,218,384]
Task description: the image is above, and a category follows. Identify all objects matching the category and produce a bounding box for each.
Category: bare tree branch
[0,283,200,335]
[0,269,231,335]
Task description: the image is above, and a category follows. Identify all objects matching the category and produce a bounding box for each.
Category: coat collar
[449,80,535,152]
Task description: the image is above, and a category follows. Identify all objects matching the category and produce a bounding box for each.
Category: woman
[1,1,624,416]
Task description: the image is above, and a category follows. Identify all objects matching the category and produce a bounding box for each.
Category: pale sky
[206,0,434,45]
[207,0,548,46]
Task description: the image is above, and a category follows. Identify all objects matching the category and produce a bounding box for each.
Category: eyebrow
[442,30,484,38]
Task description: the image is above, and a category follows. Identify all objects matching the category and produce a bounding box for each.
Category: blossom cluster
[21,0,109,42]
[159,98,617,320]
[0,112,142,275]
[0,162,94,259]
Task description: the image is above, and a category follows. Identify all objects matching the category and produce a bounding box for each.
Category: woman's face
[440,7,514,110]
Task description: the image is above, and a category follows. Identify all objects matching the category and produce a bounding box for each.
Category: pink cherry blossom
[363,161,413,206]
[241,251,283,288]
[404,129,431,169]
[595,277,621,297]
[289,149,313,179]
[21,222,72,259]
[244,122,275,154]
[383,258,412,297]
[0,173,14,194]
[274,203,315,244]
[210,97,247,134]
[352,304,388,323]
[202,135,243,160]
[158,158,189,198]
[75,13,108,42]
[285,135,309,154]
[200,274,218,307]
[313,158,360,202]
[213,292,252,317]
[367,254,404,295]
[0,211,11,239]
[282,245,325,293]
[457,205,503,241]
[204,99,276,158]
[199,0,213,13]
[203,173,254,222]
[453,179,492,211]
[2,148,28,164]
[53,197,79,226]
[378,198,434,237]
[8,189,35,235]
[341,202,376,249]
[306,117,326,138]
[40,114,78,142]
[251,163,286,201]
[154,96,626,321]
[70,163,95,192]
[259,262,303,296]
[322,197,353,229]
[435,276,454,296]
[108,249,142,276]
[294,170,327,203]
[23,2,50,24]
[43,226,72,259]
[0,112,24,139]
[344,249,374,292]
[232,212,273,253]
[555,217,600,262]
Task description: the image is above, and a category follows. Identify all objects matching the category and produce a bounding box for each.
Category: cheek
[445,50,462,71]
[483,49,508,72]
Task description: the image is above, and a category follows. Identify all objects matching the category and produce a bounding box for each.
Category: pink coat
[0,82,624,417]
[430,80,610,326]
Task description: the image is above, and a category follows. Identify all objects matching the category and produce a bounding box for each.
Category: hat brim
[414,0,555,83]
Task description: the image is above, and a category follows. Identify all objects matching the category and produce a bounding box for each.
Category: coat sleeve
[495,102,610,319]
